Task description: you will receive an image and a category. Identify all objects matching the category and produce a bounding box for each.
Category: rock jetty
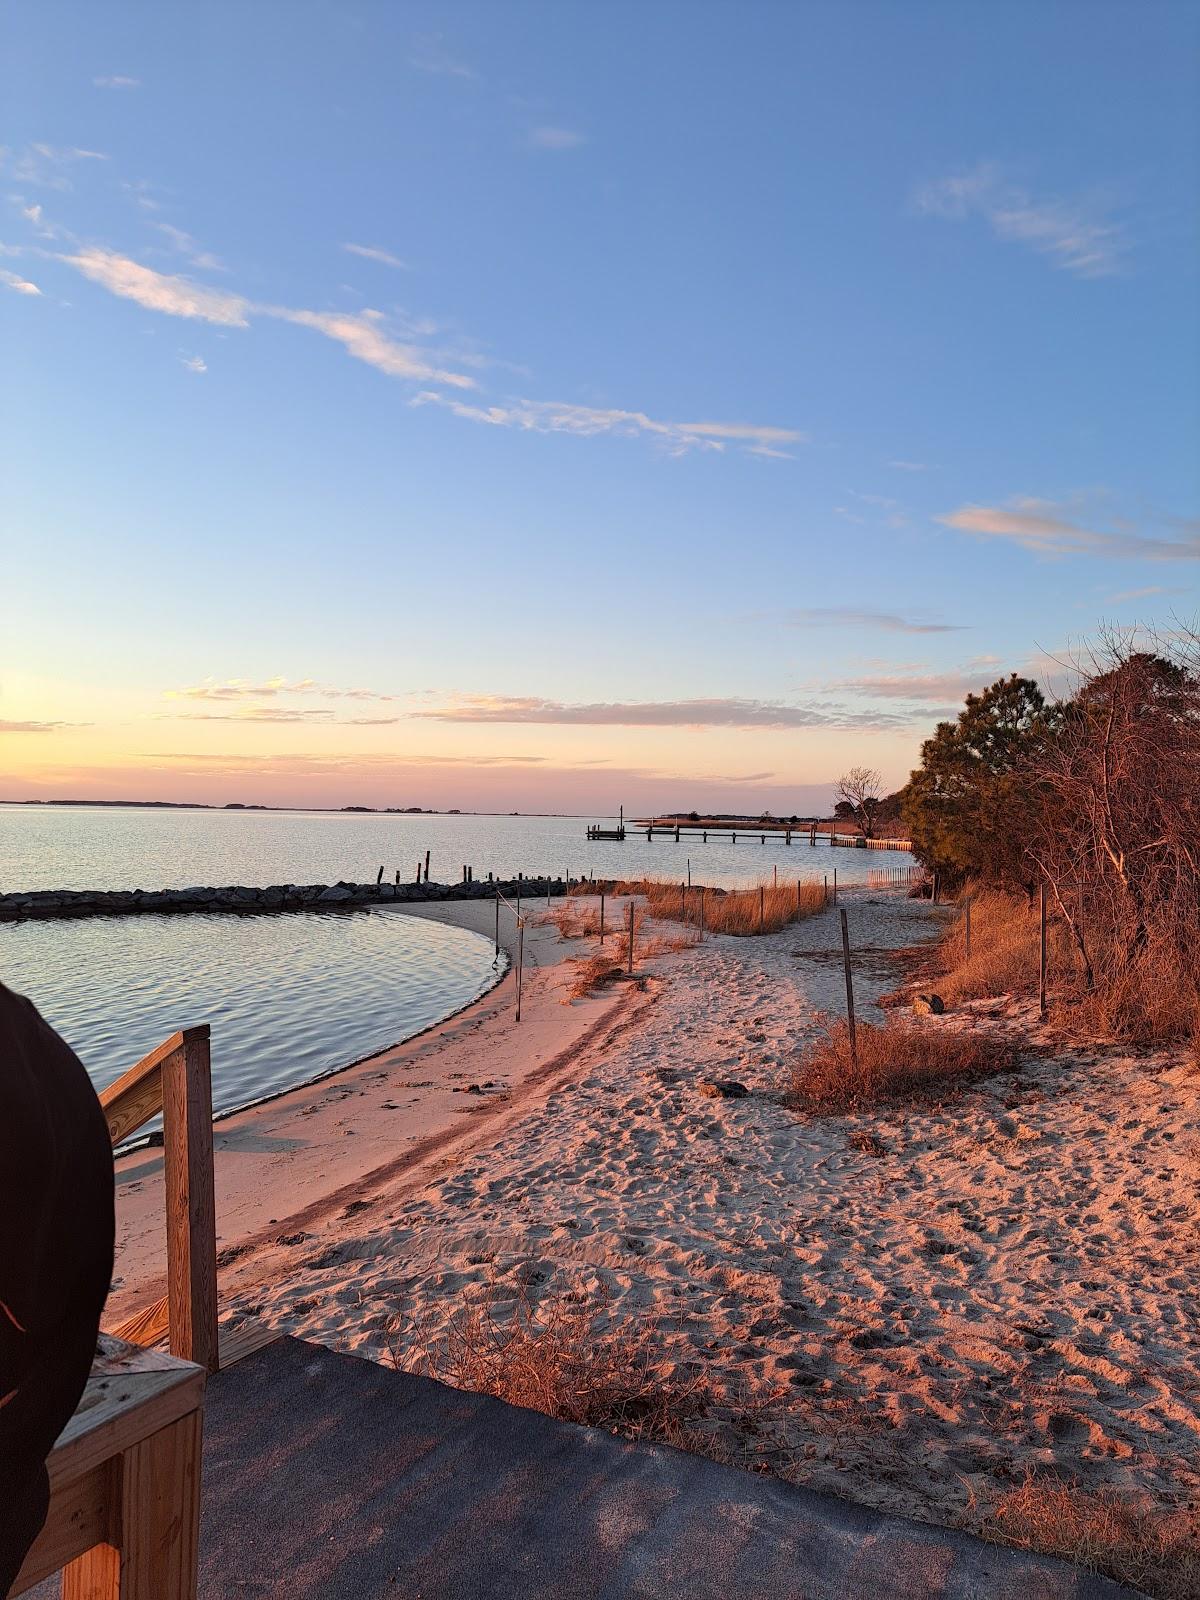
[0,877,574,922]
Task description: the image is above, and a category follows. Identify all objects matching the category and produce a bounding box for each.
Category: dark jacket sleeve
[0,982,114,1595]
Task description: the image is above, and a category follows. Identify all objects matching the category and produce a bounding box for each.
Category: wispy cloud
[939,499,1200,561]
[914,164,1127,278]
[782,607,968,634]
[274,308,476,387]
[412,392,802,459]
[828,671,993,702]
[167,677,396,703]
[63,248,251,324]
[1105,584,1180,603]
[0,719,83,733]
[342,242,408,270]
[151,222,224,272]
[410,35,476,79]
[179,353,207,373]
[1,143,108,189]
[174,707,341,723]
[411,693,914,731]
[888,459,929,472]
[529,126,586,150]
[94,75,140,89]
[1,268,41,295]
[56,249,477,385]
[51,245,799,461]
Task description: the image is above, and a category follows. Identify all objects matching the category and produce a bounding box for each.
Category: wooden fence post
[599,891,606,944]
[759,885,765,932]
[162,1026,218,1374]
[627,902,635,974]
[516,920,524,1022]
[833,868,838,904]
[839,909,858,1069]
[964,895,972,960]
[494,892,500,959]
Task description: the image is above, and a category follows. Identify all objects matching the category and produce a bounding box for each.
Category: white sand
[115,888,1200,1554]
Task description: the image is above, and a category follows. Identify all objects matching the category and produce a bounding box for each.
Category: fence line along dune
[570,876,828,936]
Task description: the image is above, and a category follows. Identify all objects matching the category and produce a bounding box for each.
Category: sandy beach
[104,895,648,1325]
[109,887,1199,1573]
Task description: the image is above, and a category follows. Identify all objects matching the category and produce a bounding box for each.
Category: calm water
[0,806,909,1114]
[0,805,907,893]
[1,908,501,1117]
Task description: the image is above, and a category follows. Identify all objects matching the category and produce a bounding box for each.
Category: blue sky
[2,0,1197,812]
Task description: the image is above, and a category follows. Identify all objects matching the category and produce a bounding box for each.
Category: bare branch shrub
[1023,629,1200,1045]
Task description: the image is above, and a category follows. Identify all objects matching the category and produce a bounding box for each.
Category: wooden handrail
[102,1025,219,1373]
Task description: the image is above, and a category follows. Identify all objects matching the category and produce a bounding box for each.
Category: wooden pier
[593,818,913,852]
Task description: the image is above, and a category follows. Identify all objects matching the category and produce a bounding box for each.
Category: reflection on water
[0,805,910,893]
[0,908,501,1115]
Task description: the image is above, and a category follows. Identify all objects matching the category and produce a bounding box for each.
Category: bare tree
[835,766,883,839]
[1023,626,1200,1040]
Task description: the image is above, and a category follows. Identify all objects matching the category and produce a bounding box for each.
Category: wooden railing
[101,1025,219,1374]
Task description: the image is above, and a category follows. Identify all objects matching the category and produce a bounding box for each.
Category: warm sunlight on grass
[394,1288,709,1440]
[938,890,1067,1005]
[571,876,828,936]
[787,1016,1017,1113]
[987,1474,1200,1600]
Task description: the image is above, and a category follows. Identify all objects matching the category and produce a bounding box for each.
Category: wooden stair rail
[101,1025,219,1374]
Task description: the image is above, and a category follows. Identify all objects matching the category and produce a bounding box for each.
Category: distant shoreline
[0,799,594,819]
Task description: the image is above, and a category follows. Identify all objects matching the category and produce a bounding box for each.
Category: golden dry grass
[937,889,1070,1005]
[566,951,628,998]
[788,1016,1017,1113]
[940,889,1200,1050]
[391,1288,786,1464]
[572,876,827,937]
[986,1474,1200,1600]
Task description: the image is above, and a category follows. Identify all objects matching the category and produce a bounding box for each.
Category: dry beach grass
[787,1015,1018,1114]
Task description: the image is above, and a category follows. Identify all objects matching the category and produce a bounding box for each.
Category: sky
[1,0,1197,814]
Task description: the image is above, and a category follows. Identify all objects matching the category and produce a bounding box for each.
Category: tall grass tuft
[788,1016,1017,1113]
[395,1287,711,1441]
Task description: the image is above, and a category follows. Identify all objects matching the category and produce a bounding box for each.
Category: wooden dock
[606,819,913,852]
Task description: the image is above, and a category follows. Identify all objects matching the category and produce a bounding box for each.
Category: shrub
[787,1016,1017,1113]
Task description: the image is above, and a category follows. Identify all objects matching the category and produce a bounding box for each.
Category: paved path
[196,1337,1132,1599]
